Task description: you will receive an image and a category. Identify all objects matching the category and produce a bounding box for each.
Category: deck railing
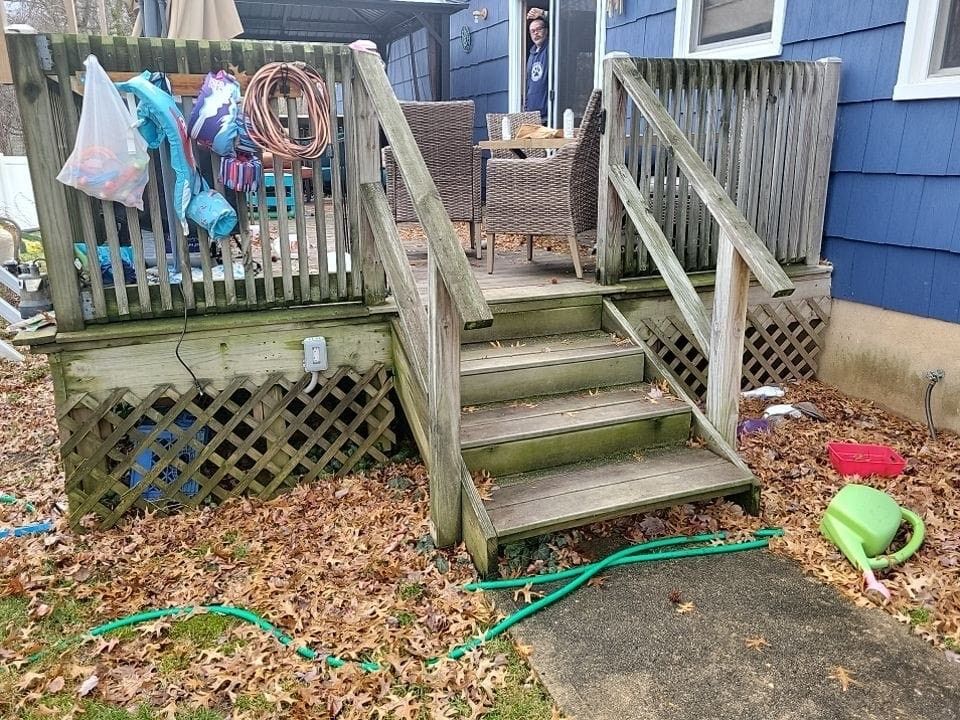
[351,50,493,548]
[606,57,840,281]
[596,56,839,444]
[8,33,382,331]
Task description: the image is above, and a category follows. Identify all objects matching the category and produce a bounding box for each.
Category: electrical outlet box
[302,337,328,372]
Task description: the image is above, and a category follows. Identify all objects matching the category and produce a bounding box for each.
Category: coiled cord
[242,62,332,161]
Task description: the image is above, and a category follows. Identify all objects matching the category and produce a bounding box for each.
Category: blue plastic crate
[128,411,209,501]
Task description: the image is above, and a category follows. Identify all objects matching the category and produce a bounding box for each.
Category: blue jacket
[524,41,549,119]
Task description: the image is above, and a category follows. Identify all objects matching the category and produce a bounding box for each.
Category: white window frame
[507,0,607,115]
[894,0,960,100]
[673,0,786,60]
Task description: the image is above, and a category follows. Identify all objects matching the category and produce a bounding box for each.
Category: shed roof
[235,0,467,45]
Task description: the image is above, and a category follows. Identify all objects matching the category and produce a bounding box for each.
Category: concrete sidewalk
[498,552,960,720]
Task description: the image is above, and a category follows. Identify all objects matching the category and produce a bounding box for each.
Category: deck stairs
[393,291,759,574]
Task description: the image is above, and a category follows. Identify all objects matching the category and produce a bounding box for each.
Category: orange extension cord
[242,62,332,160]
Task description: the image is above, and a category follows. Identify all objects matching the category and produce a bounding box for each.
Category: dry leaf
[675,602,696,615]
[77,674,99,697]
[744,636,770,651]
[828,665,857,691]
[44,676,65,693]
[513,584,543,604]
[587,576,608,588]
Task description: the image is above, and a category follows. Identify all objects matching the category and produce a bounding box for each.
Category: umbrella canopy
[168,0,243,40]
[136,0,244,40]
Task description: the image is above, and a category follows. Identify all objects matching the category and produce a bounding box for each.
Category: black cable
[923,369,944,441]
[175,284,204,397]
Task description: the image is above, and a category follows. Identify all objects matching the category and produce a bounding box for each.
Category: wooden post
[63,0,79,33]
[706,233,750,445]
[596,57,627,285]
[804,57,841,266]
[350,52,387,305]
[8,34,84,331]
[428,256,462,547]
[0,2,10,85]
[97,0,109,34]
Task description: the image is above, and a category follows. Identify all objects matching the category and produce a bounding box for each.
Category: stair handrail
[597,56,796,445]
[353,50,494,549]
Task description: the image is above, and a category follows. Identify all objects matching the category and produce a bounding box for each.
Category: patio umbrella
[133,0,244,40]
[167,0,243,40]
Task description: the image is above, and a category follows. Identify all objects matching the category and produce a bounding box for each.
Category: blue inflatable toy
[116,72,199,230]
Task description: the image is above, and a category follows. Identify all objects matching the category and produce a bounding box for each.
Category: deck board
[460,386,687,447]
[487,447,754,542]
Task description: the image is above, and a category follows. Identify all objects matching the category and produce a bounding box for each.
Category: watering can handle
[868,508,925,570]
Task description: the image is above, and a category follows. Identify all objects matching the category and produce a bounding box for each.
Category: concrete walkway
[498,552,960,720]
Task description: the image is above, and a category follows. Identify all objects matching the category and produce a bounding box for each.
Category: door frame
[508,0,607,118]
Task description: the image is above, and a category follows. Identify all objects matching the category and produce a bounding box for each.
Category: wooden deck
[250,199,597,298]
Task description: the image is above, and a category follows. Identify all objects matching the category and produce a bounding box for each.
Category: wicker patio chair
[483,90,602,279]
[485,111,546,159]
[383,100,483,256]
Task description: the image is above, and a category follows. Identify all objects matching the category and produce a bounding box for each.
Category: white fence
[0,155,38,232]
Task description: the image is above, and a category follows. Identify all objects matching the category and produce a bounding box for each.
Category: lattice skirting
[59,365,396,529]
[636,297,831,401]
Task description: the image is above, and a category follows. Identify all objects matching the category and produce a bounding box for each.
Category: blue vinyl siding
[445,0,957,324]
[449,0,511,140]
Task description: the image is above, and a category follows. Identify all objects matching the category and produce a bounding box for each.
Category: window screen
[695,0,774,48]
[934,0,960,73]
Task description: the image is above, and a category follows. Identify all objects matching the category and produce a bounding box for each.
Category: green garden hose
[30,529,782,673]
[449,529,783,658]
[0,493,36,514]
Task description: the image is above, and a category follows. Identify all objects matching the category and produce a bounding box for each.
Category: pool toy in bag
[56,56,150,208]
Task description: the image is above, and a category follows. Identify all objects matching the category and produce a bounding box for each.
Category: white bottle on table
[563,108,575,138]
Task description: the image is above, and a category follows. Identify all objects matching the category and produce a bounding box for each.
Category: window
[674,0,786,59]
[895,0,960,100]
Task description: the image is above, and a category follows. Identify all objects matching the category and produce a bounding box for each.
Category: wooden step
[460,293,602,344]
[461,332,645,405]
[486,447,756,545]
[461,385,691,476]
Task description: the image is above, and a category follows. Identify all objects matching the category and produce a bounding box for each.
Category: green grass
[484,638,556,720]
[18,697,225,720]
[0,597,29,642]
[21,365,50,384]
[908,607,932,626]
[234,694,275,716]
[398,583,425,601]
[17,694,224,720]
[396,611,415,627]
[169,613,236,647]
[158,652,191,675]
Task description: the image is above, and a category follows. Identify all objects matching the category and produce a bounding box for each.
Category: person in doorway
[524,8,549,123]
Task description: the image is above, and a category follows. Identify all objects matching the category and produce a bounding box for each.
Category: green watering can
[820,484,925,601]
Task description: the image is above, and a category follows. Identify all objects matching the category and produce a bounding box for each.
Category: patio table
[477,137,577,159]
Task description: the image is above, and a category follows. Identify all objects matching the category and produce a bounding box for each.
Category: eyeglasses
[529,26,545,34]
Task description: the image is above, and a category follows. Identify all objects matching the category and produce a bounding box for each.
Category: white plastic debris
[763,404,803,419]
[741,385,786,399]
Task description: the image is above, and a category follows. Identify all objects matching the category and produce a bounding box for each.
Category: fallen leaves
[675,602,696,615]
[828,665,857,691]
[513,584,544,604]
[744,636,770,652]
[0,354,515,718]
